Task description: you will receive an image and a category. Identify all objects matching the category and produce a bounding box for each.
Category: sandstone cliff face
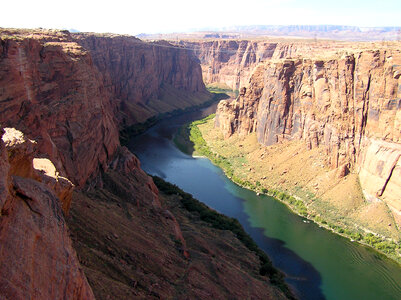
[0,29,210,186]
[0,127,95,300]
[215,48,401,224]
[76,34,210,125]
[0,29,288,299]
[0,29,209,298]
[180,40,359,91]
[181,40,278,90]
[0,31,119,187]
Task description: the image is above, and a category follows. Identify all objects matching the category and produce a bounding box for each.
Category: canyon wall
[0,29,207,299]
[0,29,289,299]
[180,39,360,91]
[0,29,210,186]
[181,40,278,90]
[215,48,401,224]
[0,127,95,300]
[76,34,210,125]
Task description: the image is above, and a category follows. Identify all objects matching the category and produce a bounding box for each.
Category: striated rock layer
[215,48,401,226]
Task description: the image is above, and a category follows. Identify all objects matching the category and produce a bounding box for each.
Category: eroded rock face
[215,48,401,218]
[0,29,210,298]
[0,29,210,187]
[183,40,364,91]
[75,34,209,125]
[0,128,94,300]
[181,40,279,90]
[358,139,401,215]
[0,32,119,187]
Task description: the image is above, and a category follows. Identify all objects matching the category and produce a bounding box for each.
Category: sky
[2,0,401,35]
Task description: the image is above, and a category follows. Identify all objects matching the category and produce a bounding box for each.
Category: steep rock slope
[0,127,95,300]
[215,48,401,229]
[0,29,119,187]
[68,150,288,299]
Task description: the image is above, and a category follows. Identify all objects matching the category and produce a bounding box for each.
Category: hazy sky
[2,0,401,35]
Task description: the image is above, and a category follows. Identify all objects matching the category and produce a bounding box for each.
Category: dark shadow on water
[232,201,326,300]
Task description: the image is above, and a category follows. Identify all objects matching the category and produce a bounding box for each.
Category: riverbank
[205,83,239,98]
[152,176,296,299]
[174,115,401,265]
[120,91,229,145]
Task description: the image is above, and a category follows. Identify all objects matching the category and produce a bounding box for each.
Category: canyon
[0,29,290,299]
[1,26,401,299]
[201,39,401,244]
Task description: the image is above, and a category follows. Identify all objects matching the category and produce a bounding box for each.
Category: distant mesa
[203,33,239,39]
[138,24,401,41]
[61,28,80,33]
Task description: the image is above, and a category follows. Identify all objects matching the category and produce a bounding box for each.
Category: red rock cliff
[0,127,95,300]
[215,48,401,223]
[76,34,210,125]
[0,29,210,186]
[0,30,119,187]
[0,29,211,299]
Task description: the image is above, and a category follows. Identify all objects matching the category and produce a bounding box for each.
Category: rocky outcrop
[108,146,161,208]
[0,127,94,300]
[215,48,401,224]
[0,30,119,187]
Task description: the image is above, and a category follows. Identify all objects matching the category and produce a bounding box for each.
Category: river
[129,104,401,300]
